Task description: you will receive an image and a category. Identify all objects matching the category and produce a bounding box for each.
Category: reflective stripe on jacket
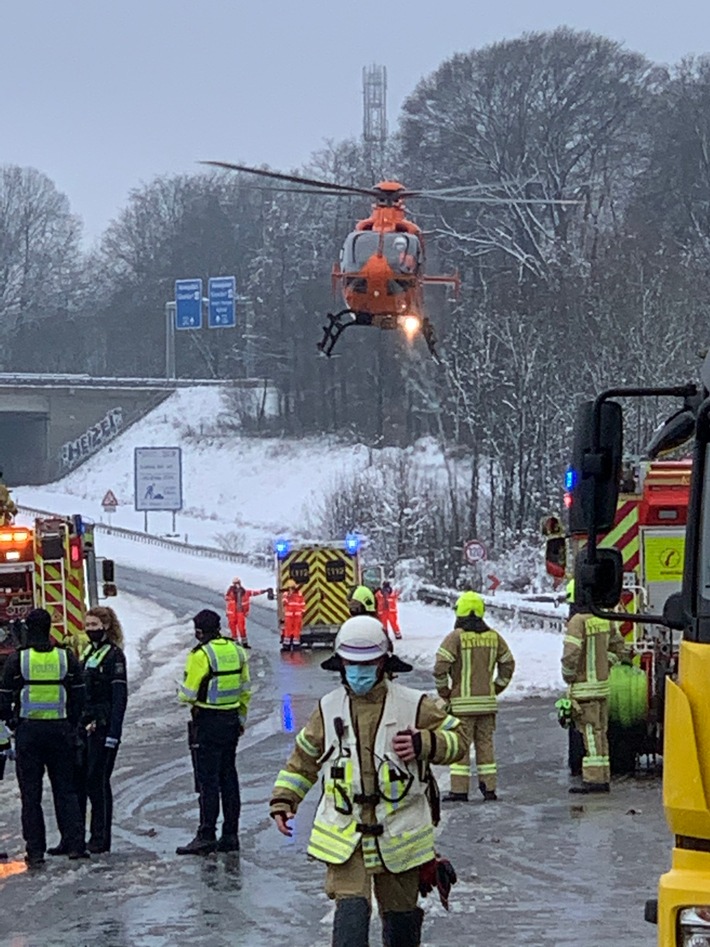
[562,614,613,699]
[19,648,69,720]
[178,637,251,714]
[434,626,515,715]
[307,682,435,873]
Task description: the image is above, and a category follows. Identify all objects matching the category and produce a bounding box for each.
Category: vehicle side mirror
[102,583,117,597]
[569,400,623,534]
[102,559,115,583]
[646,408,696,459]
[662,591,686,631]
[574,547,623,609]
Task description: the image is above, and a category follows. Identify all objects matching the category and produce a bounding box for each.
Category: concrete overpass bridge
[0,375,251,485]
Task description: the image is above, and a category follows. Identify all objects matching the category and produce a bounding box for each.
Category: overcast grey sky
[3,0,710,244]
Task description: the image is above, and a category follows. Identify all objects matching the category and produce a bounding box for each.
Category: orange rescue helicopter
[202,161,578,358]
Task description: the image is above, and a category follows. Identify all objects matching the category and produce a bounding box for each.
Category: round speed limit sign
[464,540,488,564]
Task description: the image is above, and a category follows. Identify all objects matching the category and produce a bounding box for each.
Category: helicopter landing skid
[316,309,366,357]
[317,309,440,361]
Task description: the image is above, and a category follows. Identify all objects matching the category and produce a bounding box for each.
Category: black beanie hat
[193,609,221,635]
[26,608,52,637]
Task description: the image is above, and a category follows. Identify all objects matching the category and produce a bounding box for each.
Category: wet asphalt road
[0,567,670,946]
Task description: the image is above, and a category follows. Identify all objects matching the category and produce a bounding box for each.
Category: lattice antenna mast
[362,64,388,181]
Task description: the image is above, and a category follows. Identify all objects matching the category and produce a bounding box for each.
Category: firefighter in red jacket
[376,582,401,640]
[282,581,306,651]
[225,578,268,649]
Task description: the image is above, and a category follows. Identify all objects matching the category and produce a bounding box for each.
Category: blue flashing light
[345,532,360,555]
[282,694,295,733]
[72,514,85,536]
[564,467,578,491]
[274,537,291,560]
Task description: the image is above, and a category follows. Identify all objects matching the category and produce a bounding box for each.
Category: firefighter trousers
[450,713,497,794]
[324,844,420,912]
[283,616,302,643]
[572,697,610,785]
[228,612,247,640]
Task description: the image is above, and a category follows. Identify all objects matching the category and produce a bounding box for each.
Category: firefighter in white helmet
[269,615,468,947]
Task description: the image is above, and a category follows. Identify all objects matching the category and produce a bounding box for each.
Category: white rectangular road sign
[134,447,183,512]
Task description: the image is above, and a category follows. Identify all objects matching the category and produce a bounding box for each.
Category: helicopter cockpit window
[385,234,421,275]
[341,232,380,273]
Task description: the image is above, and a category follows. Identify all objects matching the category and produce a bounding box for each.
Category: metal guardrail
[0,374,267,390]
[416,583,565,633]
[17,505,272,569]
[16,505,565,628]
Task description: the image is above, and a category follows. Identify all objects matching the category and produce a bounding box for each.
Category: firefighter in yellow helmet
[434,591,515,802]
[269,615,468,947]
[347,584,377,616]
[561,580,625,793]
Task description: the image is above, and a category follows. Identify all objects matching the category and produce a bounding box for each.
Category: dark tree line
[3,28,710,564]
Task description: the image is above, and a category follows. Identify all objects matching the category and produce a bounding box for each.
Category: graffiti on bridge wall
[60,407,123,471]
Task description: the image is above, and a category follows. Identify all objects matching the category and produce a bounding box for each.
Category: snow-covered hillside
[16,385,566,697]
[20,386,448,555]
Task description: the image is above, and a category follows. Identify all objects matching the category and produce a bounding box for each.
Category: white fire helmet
[334,616,390,663]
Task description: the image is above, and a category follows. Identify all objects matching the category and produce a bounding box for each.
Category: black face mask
[86,629,106,644]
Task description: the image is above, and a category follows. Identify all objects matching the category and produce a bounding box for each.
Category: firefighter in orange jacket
[282,582,306,651]
[376,582,401,640]
[225,578,269,649]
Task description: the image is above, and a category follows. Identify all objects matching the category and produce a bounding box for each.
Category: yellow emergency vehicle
[274,537,361,647]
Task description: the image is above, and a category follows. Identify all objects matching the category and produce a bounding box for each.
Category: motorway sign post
[175,279,203,330]
[101,489,118,526]
[208,276,236,328]
[134,447,183,533]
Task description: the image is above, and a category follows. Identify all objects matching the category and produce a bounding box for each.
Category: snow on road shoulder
[395,601,564,699]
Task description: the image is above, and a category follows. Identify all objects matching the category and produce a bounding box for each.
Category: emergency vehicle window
[325,560,346,583]
[289,562,309,584]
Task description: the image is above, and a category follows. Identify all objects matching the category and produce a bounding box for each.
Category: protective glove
[105,736,119,750]
[436,857,457,910]
[555,697,573,729]
[267,588,275,601]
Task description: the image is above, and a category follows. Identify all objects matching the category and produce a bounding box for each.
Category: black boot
[176,835,217,855]
[382,908,424,947]
[479,781,497,801]
[217,834,240,852]
[569,782,610,795]
[442,791,469,802]
[332,896,371,947]
[47,841,69,856]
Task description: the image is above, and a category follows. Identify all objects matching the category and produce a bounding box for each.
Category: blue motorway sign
[175,278,203,330]
[208,276,236,328]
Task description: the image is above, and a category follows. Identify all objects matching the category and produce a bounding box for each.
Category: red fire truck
[544,460,691,765]
[0,514,115,672]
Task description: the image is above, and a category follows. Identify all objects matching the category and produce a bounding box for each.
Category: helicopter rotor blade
[201,161,376,197]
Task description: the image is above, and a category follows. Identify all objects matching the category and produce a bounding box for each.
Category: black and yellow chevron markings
[280,547,356,628]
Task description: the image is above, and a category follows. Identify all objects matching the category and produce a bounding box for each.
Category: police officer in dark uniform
[48,606,128,856]
[0,608,87,866]
[176,609,251,855]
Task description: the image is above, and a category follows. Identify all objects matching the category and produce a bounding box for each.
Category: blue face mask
[345,664,379,696]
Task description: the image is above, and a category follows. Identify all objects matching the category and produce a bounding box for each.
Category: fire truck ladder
[35,521,70,646]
